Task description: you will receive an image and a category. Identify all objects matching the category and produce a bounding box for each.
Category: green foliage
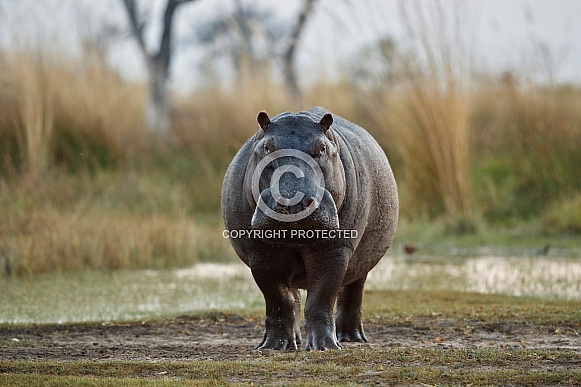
[471,84,581,224]
[53,121,119,173]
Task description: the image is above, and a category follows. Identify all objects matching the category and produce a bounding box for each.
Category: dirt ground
[1,313,580,362]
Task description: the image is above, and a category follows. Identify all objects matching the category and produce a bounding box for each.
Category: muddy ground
[1,313,580,362]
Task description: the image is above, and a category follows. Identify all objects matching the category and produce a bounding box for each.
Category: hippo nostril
[274,202,288,214]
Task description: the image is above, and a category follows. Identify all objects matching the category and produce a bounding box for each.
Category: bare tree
[195,1,284,86]
[283,0,317,102]
[122,0,198,134]
[195,0,317,101]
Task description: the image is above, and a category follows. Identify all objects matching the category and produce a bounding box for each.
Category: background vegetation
[1,2,580,276]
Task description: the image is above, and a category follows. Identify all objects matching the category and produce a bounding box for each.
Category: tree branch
[284,0,316,64]
[284,0,317,99]
[157,0,198,74]
[121,0,148,58]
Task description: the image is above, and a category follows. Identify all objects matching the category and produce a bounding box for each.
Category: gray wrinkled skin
[221,106,398,350]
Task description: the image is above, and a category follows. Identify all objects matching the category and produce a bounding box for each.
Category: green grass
[362,290,581,326]
[393,216,581,251]
[1,352,579,386]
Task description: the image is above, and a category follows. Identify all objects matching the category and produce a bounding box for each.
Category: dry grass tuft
[1,208,199,275]
[10,49,55,176]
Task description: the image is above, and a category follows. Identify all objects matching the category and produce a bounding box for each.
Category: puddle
[1,252,580,324]
[367,255,581,299]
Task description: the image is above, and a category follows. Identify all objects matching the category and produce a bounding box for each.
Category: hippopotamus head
[244,111,346,234]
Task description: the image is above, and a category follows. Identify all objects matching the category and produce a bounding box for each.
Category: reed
[10,49,55,176]
[384,86,472,223]
[0,46,147,175]
[358,2,474,231]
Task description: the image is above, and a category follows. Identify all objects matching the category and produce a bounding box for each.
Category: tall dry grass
[357,2,474,230]
[0,171,236,276]
[11,50,55,176]
[1,205,199,275]
[385,86,472,223]
[0,47,147,175]
[172,75,358,158]
[0,48,229,276]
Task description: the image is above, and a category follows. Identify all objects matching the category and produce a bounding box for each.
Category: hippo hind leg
[335,275,368,343]
[292,288,302,345]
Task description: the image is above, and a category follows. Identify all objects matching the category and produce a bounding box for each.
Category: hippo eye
[319,144,327,155]
[263,143,271,154]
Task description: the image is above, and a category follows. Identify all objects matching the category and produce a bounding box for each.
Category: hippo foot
[255,333,298,351]
[305,328,343,351]
[337,329,368,343]
[305,336,342,351]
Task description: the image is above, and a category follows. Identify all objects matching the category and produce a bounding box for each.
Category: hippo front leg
[251,266,299,350]
[303,247,350,350]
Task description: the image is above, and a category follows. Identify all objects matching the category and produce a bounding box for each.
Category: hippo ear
[257,112,271,132]
[319,113,333,132]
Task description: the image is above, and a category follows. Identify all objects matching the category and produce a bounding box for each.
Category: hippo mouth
[250,187,340,234]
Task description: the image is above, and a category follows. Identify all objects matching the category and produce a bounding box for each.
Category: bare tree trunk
[283,0,317,104]
[147,58,171,134]
[122,0,196,134]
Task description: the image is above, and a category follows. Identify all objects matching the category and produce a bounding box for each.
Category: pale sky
[2,0,580,89]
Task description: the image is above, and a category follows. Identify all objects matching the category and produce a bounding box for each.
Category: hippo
[221,106,398,350]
